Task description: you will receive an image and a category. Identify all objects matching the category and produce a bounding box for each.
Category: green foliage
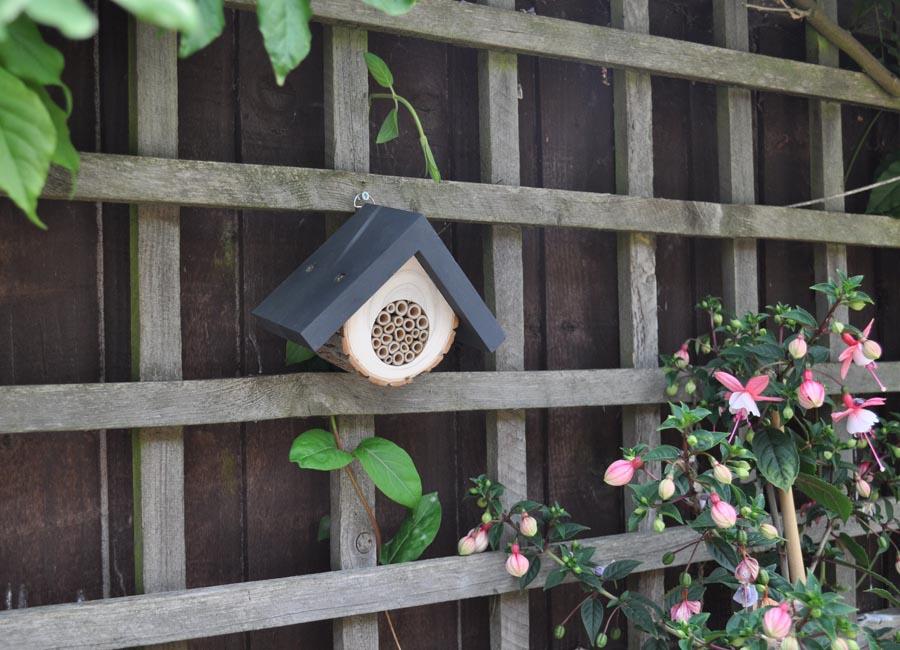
[285,340,316,366]
[866,151,900,218]
[289,428,354,470]
[380,491,441,564]
[364,52,393,87]
[580,598,604,646]
[112,0,199,32]
[360,0,417,16]
[23,0,97,39]
[179,0,225,57]
[794,472,852,521]
[751,428,799,490]
[352,436,422,508]
[256,0,312,86]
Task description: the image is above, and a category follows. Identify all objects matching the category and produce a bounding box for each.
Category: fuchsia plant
[459,272,898,649]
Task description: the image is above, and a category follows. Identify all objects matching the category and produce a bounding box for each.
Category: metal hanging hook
[353,191,374,208]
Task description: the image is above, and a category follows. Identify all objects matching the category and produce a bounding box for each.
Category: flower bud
[458,532,477,556]
[611,628,622,641]
[760,523,779,540]
[758,568,769,585]
[797,370,825,410]
[658,477,676,500]
[849,300,866,311]
[674,344,690,369]
[863,339,882,361]
[701,342,712,354]
[878,535,889,552]
[730,319,743,329]
[477,498,487,508]
[713,461,733,485]
[596,633,608,648]
[653,516,666,533]
[847,641,859,650]
[740,506,753,518]
[763,602,792,639]
[782,406,794,421]
[666,383,679,397]
[744,430,754,444]
[823,450,833,460]
[473,525,490,553]
[604,457,642,486]
[781,636,800,650]
[788,336,807,359]
[856,477,872,499]
[662,551,675,565]
[686,434,698,447]
[685,380,696,395]
[519,512,538,538]
[831,320,844,334]
[734,556,759,583]
[553,625,566,640]
[481,511,492,524]
[680,572,692,587]
[710,493,738,529]
[713,313,723,326]
[505,543,530,578]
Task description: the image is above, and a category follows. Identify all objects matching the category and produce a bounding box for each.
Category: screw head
[355,532,373,554]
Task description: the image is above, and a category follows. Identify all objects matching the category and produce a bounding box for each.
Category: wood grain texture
[129,25,186,606]
[324,24,378,650]
[806,0,855,612]
[611,2,662,646]
[220,0,900,110]
[478,0,527,644]
[0,507,881,649]
[714,2,758,317]
[39,153,900,247]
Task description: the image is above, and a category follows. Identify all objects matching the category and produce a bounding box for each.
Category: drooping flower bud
[781,636,800,650]
[472,525,490,553]
[658,477,676,500]
[831,321,844,334]
[674,344,690,368]
[713,461,733,485]
[760,523,779,540]
[797,370,825,409]
[734,555,759,583]
[709,493,737,529]
[856,476,872,499]
[505,543,530,578]
[603,457,642,486]
[653,516,666,533]
[863,339,882,361]
[763,602,792,639]
[669,597,702,623]
[519,512,538,538]
[458,532,477,556]
[788,335,807,359]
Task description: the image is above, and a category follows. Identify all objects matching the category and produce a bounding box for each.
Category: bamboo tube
[376,312,390,325]
[382,334,392,345]
[403,351,415,363]
[391,352,404,365]
[388,341,399,354]
[400,342,409,353]
[384,323,395,334]
[395,300,408,315]
[419,330,429,342]
[376,346,389,360]
[372,325,383,338]
[386,302,396,314]
[416,315,429,329]
[411,341,423,354]
[408,304,421,318]
[403,318,415,331]
[393,315,404,328]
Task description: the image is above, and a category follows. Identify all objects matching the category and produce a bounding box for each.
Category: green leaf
[32,84,78,175]
[641,445,681,462]
[256,0,312,85]
[363,51,393,88]
[375,107,399,144]
[360,0,417,16]
[0,65,55,228]
[0,16,64,87]
[781,308,818,328]
[285,340,316,365]
[543,568,567,590]
[379,492,441,564]
[752,428,799,490]
[581,598,604,645]
[690,430,729,452]
[705,537,739,571]
[113,0,199,32]
[0,0,29,26]
[353,436,422,508]
[866,151,900,218]
[179,0,225,57]
[795,472,852,521]
[518,554,541,589]
[317,514,330,541]
[619,595,657,635]
[289,428,353,471]
[419,134,440,182]
[600,559,641,581]
[25,0,97,39]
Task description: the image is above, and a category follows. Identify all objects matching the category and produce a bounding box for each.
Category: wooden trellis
[1,0,899,647]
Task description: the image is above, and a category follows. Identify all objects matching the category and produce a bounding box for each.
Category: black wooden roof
[252,204,505,353]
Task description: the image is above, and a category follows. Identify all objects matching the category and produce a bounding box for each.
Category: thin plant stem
[806,518,834,576]
[370,93,428,142]
[384,611,402,649]
[844,110,883,184]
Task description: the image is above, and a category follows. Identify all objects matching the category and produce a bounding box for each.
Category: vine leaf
[0,16,68,103]
[256,0,312,86]
[795,472,852,521]
[24,0,97,40]
[581,598,604,645]
[285,340,315,366]
[376,108,399,144]
[751,428,799,490]
[289,428,353,471]
[179,0,225,58]
[420,135,440,182]
[364,52,393,88]
[112,0,200,32]
[360,0,417,17]
[380,492,441,564]
[353,436,422,508]
[0,66,55,229]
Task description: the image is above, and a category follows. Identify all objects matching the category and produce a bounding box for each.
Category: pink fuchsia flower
[839,319,886,391]
[733,583,758,609]
[459,525,490,555]
[734,555,759,583]
[714,371,783,418]
[604,457,643,486]
[505,543,529,578]
[472,525,490,552]
[709,493,737,529]
[763,602,792,639]
[788,335,807,359]
[519,513,538,537]
[674,343,690,368]
[832,393,884,435]
[797,370,825,410]
[669,596,702,623]
[458,532,477,556]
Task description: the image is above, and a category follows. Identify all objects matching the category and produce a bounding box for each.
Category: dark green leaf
[581,598,604,645]
[488,521,503,550]
[795,473,852,522]
[865,588,900,607]
[112,0,199,32]
[363,51,393,87]
[550,522,590,541]
[375,107,399,144]
[420,134,441,182]
[256,0,312,85]
[752,428,799,490]
[518,554,541,589]
[360,0,417,16]
[0,65,55,228]
[619,596,657,635]
[600,559,641,582]
[543,568,567,590]
[641,445,681,462]
[25,0,97,39]
[690,430,729,452]
[317,514,330,541]
[380,492,441,564]
[658,503,684,524]
[353,437,422,508]
[285,340,316,365]
[780,308,818,328]
[866,151,900,218]
[179,0,225,57]
[705,537,739,571]
[31,84,78,176]
[289,428,353,471]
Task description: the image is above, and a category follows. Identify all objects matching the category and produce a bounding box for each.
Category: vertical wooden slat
[324,25,379,650]
[129,25,187,650]
[713,3,757,316]
[611,3,661,648]
[806,0,855,609]
[478,0,527,645]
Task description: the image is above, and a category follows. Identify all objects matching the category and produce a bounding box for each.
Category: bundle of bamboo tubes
[371,300,430,366]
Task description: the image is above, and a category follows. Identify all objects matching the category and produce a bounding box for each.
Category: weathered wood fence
[0,0,898,648]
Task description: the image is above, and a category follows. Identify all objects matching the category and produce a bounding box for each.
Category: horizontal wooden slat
[2,362,898,434]
[220,0,900,111]
[41,154,900,248]
[0,510,880,649]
